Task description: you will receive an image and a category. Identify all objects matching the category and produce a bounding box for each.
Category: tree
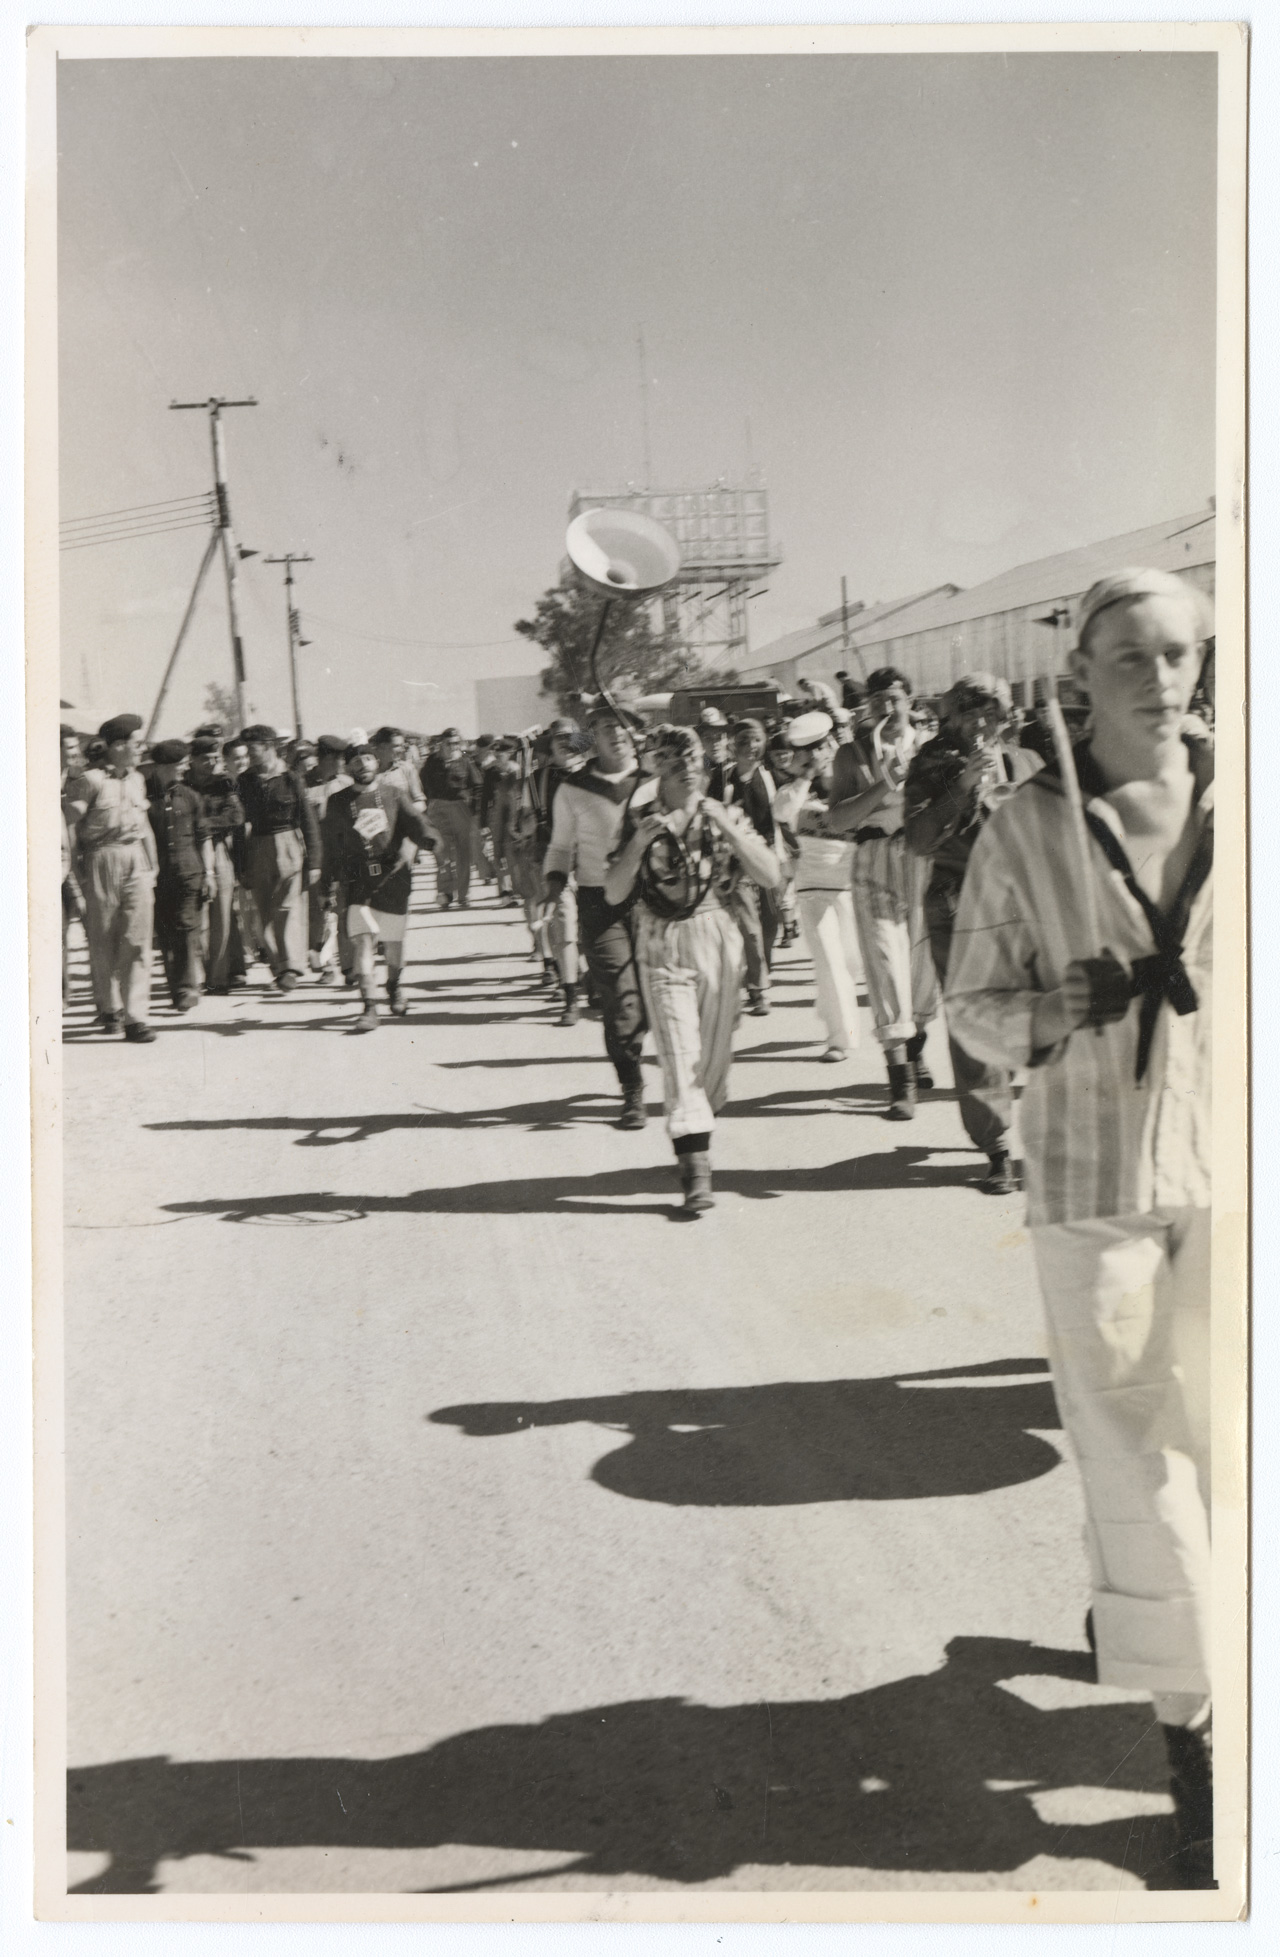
[515,580,734,716]
[201,680,239,733]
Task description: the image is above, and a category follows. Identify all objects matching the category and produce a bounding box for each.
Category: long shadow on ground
[160,1146,986,1225]
[66,1636,1185,1894]
[429,1360,1062,1506]
[143,1084,929,1144]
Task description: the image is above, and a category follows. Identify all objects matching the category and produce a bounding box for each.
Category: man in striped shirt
[945,567,1215,1886]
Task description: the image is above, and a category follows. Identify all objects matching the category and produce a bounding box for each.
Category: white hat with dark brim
[787,710,835,750]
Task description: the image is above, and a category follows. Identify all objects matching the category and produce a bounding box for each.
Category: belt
[852,827,903,846]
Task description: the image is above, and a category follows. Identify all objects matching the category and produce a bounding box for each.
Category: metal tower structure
[566,479,781,668]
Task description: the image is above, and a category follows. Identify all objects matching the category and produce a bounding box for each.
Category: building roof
[740,584,958,682]
[852,509,1215,646]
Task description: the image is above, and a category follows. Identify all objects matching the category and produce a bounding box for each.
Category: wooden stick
[1046,697,1102,958]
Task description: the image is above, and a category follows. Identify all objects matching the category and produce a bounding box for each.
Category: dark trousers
[926,881,1013,1157]
[155,872,204,1005]
[204,841,239,989]
[577,885,648,1091]
[729,880,778,994]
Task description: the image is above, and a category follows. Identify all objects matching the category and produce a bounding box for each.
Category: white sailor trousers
[636,904,744,1140]
[851,833,938,1047]
[1031,1206,1211,1697]
[796,886,863,1051]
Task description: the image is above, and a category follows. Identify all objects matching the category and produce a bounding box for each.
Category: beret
[151,738,189,764]
[316,734,349,756]
[189,737,220,758]
[98,713,143,744]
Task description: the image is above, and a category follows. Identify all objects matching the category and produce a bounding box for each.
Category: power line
[60,516,218,552]
[305,612,523,651]
[60,509,216,544]
[60,490,214,530]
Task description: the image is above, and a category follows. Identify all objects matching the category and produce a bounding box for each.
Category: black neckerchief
[1037,741,1213,1081]
[567,761,639,806]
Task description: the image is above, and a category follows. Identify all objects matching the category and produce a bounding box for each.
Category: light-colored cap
[1076,568,1212,647]
[787,710,835,749]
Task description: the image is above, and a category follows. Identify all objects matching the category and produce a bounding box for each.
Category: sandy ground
[61,866,1179,1896]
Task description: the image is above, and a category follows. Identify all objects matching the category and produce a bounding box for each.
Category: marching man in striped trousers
[946,568,1216,1887]
[604,725,782,1215]
[828,668,939,1117]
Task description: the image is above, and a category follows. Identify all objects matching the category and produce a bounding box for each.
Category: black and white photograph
[27,21,1247,1923]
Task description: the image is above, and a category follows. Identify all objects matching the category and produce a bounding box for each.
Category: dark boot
[386,976,408,1018]
[979,1150,1017,1195]
[885,1062,916,1120]
[1163,1720,1215,1888]
[618,1084,647,1130]
[353,987,379,1033]
[905,1029,933,1091]
[679,1151,715,1213]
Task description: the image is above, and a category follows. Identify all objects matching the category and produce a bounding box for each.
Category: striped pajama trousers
[635,903,744,1141]
[851,832,939,1047]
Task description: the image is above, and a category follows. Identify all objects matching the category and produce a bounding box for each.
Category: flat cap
[98,713,143,745]
[787,710,834,750]
[316,733,349,757]
[189,736,221,758]
[151,738,189,764]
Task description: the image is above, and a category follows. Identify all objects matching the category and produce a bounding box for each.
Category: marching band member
[827,668,939,1117]
[604,724,781,1214]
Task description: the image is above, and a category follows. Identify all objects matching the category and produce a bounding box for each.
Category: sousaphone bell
[564,506,682,718]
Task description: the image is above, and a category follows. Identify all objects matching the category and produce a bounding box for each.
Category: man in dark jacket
[237,725,323,989]
[420,728,483,909]
[903,672,1042,1191]
[147,739,214,1011]
[322,743,428,1029]
[187,736,245,993]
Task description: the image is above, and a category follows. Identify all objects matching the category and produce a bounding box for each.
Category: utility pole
[169,396,259,728]
[264,553,314,738]
[146,528,221,741]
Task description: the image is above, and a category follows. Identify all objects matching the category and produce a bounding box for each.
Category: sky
[56,50,1218,736]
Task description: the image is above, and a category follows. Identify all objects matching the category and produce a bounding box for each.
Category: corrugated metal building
[737,586,959,693]
[742,508,1215,704]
